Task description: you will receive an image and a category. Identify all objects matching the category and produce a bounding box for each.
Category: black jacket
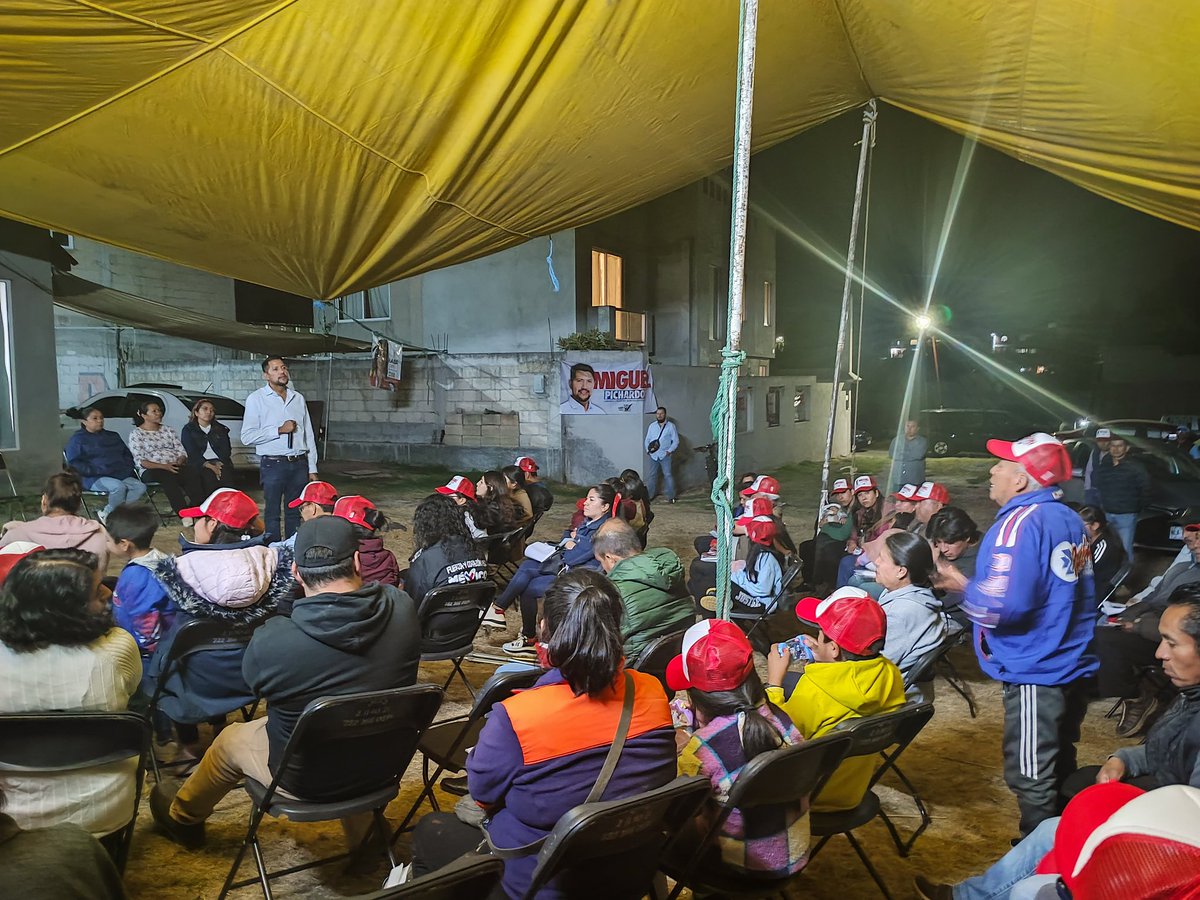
[526,481,555,517]
[181,420,233,468]
[406,536,488,608]
[1094,456,1150,514]
[1116,684,1200,788]
[241,582,420,799]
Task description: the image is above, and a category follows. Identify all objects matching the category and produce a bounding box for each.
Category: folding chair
[357,853,503,899]
[906,631,977,718]
[0,450,41,521]
[0,711,151,874]
[64,452,111,520]
[138,477,175,527]
[417,580,498,699]
[147,617,263,782]
[522,775,712,900]
[660,732,853,900]
[631,628,688,694]
[391,666,545,839]
[728,557,803,653]
[1097,558,1133,608]
[485,526,528,587]
[219,684,444,899]
[807,703,936,898]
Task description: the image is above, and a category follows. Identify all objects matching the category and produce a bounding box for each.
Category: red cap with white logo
[986,433,1072,487]
[287,481,338,509]
[435,475,477,501]
[514,456,539,474]
[914,481,951,504]
[892,483,918,501]
[831,478,851,494]
[740,475,781,499]
[853,475,877,494]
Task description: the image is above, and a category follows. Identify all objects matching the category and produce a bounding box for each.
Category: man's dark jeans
[260,455,308,542]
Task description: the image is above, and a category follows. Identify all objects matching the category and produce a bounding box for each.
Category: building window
[794,385,811,423]
[50,231,75,251]
[766,386,781,427]
[762,281,774,327]
[0,281,17,449]
[735,387,751,434]
[591,250,623,308]
[710,265,727,342]
[338,286,391,322]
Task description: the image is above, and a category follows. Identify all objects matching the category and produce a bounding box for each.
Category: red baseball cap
[179,488,260,529]
[333,495,378,529]
[666,620,755,692]
[740,475,781,499]
[853,475,877,494]
[1036,782,1145,878]
[892,483,918,501]
[914,481,951,504]
[514,456,539,474]
[0,542,44,586]
[435,475,476,501]
[735,515,777,547]
[986,432,1072,486]
[740,496,775,519]
[830,478,851,494]
[287,480,338,509]
[794,587,887,656]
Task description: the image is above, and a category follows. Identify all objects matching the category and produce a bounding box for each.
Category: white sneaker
[383,862,412,888]
[502,636,538,658]
[481,606,508,629]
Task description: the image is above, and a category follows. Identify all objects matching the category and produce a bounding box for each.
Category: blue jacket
[560,513,609,569]
[964,487,1098,685]
[64,427,136,487]
[112,549,174,657]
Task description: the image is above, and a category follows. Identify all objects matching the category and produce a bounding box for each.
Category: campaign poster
[559,352,656,415]
[369,339,403,391]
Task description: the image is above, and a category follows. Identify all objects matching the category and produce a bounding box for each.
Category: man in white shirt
[559,363,607,415]
[644,405,680,503]
[241,356,319,542]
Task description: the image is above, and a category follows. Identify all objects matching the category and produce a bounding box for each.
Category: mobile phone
[780,636,815,662]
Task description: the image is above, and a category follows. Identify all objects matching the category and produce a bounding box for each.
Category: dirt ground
[119,452,1169,898]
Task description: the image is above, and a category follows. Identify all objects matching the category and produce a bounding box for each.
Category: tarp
[1,1,1197,299]
[52,271,370,354]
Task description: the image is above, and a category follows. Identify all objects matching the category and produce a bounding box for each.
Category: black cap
[294,515,358,567]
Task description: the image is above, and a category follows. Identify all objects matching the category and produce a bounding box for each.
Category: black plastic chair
[1097,557,1133,607]
[148,617,263,782]
[631,628,688,694]
[359,853,503,898]
[391,666,545,840]
[417,581,497,700]
[660,732,853,900]
[0,711,150,874]
[906,631,977,718]
[484,526,529,586]
[522,775,712,900]
[807,703,936,898]
[219,684,444,899]
[0,450,40,521]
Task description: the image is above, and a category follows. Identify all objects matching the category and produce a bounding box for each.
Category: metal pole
[818,100,877,524]
[712,0,759,621]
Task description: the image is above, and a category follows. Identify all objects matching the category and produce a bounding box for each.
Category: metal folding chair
[416,580,497,699]
[357,853,503,899]
[631,628,688,694]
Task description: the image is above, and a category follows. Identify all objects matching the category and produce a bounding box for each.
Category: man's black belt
[261,454,307,462]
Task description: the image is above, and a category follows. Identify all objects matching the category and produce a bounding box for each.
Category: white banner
[559,352,656,415]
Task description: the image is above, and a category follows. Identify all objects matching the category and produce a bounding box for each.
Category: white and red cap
[830,478,851,494]
[514,456,539,474]
[665,620,755,692]
[435,475,476,501]
[739,496,775,519]
[853,475,877,494]
[914,481,951,504]
[179,488,259,529]
[1095,427,1112,439]
[986,432,1072,487]
[794,586,887,656]
[892,483,918,501]
[740,475,781,499]
[333,495,378,529]
[736,515,777,547]
[0,542,44,586]
[287,480,338,509]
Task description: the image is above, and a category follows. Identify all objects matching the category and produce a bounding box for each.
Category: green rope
[709,346,746,620]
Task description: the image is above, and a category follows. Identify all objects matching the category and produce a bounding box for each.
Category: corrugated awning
[52,270,371,355]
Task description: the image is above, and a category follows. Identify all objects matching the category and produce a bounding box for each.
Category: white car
[62,385,258,471]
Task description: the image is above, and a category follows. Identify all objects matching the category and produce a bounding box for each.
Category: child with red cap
[333,495,400,587]
[766,587,906,812]
[668,619,810,878]
[698,510,784,621]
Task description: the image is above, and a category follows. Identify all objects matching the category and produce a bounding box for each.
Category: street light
[913,313,932,332]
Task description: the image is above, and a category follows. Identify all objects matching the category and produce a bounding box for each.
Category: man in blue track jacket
[936,432,1098,837]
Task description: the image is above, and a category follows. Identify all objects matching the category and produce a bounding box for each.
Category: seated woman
[143,488,293,752]
[0,549,141,838]
[127,398,202,523]
[835,475,884,586]
[476,470,522,532]
[668,619,809,879]
[926,505,982,625]
[501,464,536,525]
[1,472,110,572]
[873,530,949,680]
[180,398,237,499]
[404,494,488,607]
[63,407,148,522]
[410,569,676,899]
[1079,504,1127,602]
[333,495,400,587]
[481,482,617,657]
[434,475,487,540]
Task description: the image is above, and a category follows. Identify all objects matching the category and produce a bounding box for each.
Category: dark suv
[920,408,1050,457]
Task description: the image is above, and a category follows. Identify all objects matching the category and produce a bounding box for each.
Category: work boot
[913,875,953,900]
[149,781,206,849]
[1115,693,1160,738]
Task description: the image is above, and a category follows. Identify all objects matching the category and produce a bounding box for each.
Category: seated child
[766,587,906,811]
[333,495,400,587]
[107,503,173,659]
[669,619,809,878]
[272,481,337,550]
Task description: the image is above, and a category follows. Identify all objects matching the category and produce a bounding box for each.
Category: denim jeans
[953,816,1058,900]
[1108,512,1137,557]
[259,456,309,543]
[90,476,148,515]
[645,454,675,501]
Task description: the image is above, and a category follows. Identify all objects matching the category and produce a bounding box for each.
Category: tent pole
[711,0,759,621]
[818,100,877,526]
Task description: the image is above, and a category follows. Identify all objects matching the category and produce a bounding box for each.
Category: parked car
[920,408,1053,457]
[1061,437,1200,553]
[1163,413,1200,434]
[853,428,873,452]
[62,385,258,472]
[1056,418,1187,445]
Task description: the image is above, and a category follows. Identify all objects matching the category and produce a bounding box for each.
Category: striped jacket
[964,486,1097,685]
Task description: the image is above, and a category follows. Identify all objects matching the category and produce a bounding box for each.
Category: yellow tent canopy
[0,1,1196,299]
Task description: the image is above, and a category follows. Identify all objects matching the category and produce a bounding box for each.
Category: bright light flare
[913,313,932,332]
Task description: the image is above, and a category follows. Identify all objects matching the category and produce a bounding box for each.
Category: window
[0,281,15,449]
[766,386,781,427]
[591,250,623,308]
[793,385,811,423]
[338,285,392,322]
[50,231,75,251]
[709,266,727,342]
[735,387,751,434]
[762,281,774,327]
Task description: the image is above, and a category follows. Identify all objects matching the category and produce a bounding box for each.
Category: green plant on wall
[557,329,618,351]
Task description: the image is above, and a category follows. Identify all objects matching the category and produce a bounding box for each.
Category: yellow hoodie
[766,655,906,812]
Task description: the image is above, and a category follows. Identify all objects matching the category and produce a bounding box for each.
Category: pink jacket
[173,545,282,609]
[1,515,109,572]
